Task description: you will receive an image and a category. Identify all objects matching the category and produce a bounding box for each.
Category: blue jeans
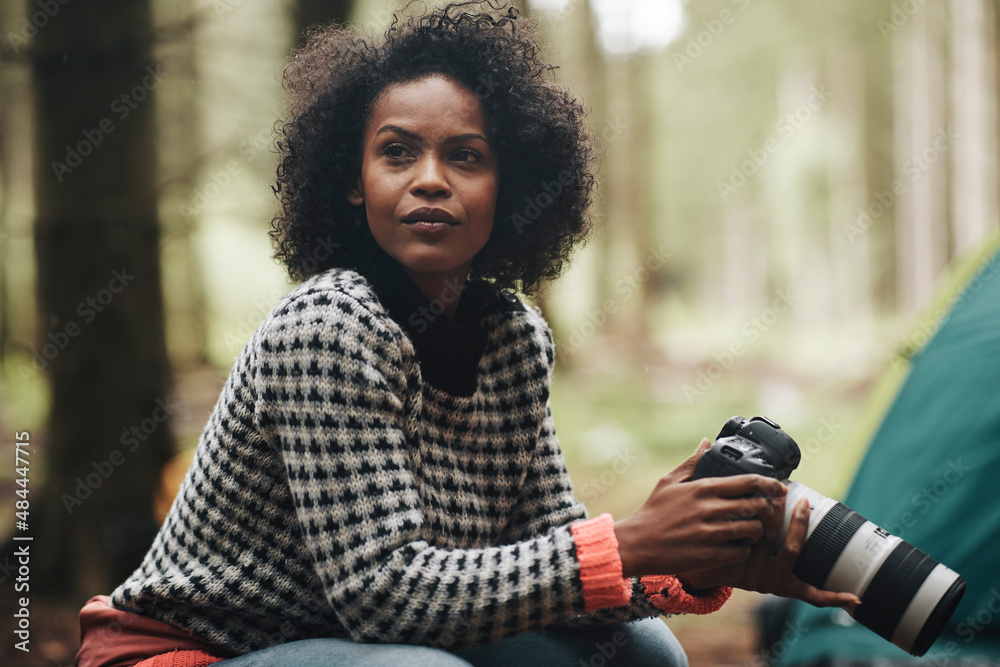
[219,616,687,666]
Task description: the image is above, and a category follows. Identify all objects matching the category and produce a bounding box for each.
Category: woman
[77,2,857,665]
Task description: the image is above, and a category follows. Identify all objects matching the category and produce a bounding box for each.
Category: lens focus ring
[853,542,937,643]
[792,503,866,588]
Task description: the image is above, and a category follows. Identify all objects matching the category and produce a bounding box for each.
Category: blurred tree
[565,0,610,304]
[25,0,174,597]
[541,0,609,359]
[157,0,211,367]
[605,53,655,356]
[825,41,874,331]
[894,1,948,312]
[855,0,898,312]
[0,48,10,369]
[950,0,998,256]
[631,53,663,360]
[0,0,34,369]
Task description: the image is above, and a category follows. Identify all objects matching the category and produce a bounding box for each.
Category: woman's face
[348,74,500,295]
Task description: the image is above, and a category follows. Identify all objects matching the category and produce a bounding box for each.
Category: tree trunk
[629,53,660,362]
[26,0,174,598]
[0,0,35,368]
[158,0,210,367]
[599,56,642,346]
[0,91,40,365]
[528,0,607,359]
[578,0,612,314]
[827,43,873,331]
[950,0,998,255]
[893,2,948,312]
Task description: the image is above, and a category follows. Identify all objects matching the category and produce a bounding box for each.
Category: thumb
[666,437,713,482]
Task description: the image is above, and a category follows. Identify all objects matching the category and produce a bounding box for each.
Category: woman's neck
[401,267,470,319]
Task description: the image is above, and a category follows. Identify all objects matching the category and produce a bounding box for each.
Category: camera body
[690,416,966,657]
[691,415,799,481]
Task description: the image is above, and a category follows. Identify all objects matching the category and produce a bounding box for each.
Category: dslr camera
[690,416,966,657]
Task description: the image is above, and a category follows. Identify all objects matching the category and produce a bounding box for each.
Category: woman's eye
[452,149,481,163]
[384,144,412,159]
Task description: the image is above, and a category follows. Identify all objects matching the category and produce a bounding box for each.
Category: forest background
[1,0,997,664]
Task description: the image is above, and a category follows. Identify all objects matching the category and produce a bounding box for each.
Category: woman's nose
[410,155,451,197]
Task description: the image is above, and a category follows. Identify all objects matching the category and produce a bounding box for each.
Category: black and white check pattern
[111,267,662,654]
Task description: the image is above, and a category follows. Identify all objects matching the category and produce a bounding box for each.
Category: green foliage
[552,358,874,520]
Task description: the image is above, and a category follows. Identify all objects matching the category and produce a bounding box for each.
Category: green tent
[776,232,1000,665]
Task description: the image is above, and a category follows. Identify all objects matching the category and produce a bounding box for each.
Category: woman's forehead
[365,75,490,142]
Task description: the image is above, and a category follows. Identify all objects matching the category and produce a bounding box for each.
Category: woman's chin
[395,254,474,282]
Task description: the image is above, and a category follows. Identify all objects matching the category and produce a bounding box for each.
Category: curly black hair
[270,0,596,294]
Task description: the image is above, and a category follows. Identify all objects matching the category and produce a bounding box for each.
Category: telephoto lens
[777,481,966,657]
[690,416,966,657]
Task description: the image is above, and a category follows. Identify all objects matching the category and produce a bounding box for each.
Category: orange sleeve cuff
[570,513,632,611]
[640,574,732,615]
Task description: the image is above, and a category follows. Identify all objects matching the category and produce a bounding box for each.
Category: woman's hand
[614,438,787,578]
[676,496,861,609]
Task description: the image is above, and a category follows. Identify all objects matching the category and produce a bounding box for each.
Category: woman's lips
[401,207,459,236]
[405,220,455,235]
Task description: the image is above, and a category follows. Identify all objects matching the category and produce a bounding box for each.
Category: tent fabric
[777,237,1000,665]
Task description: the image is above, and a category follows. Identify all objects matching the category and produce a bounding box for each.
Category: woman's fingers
[722,515,767,543]
[768,499,862,607]
[675,496,865,611]
[793,584,862,608]
[703,474,787,501]
[621,440,793,577]
[770,498,809,570]
[690,542,754,570]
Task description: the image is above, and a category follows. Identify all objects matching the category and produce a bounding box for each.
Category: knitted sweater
[111,250,724,655]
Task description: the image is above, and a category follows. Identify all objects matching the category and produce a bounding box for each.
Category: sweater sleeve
[251,287,593,647]
[496,402,588,543]
[496,322,732,625]
[503,408,731,625]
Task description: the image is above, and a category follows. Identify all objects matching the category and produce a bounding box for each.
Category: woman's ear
[346,168,364,206]
[346,183,363,206]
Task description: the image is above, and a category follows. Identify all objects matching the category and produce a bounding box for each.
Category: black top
[355,245,518,396]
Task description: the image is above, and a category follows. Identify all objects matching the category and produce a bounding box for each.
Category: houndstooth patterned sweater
[111,250,698,655]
